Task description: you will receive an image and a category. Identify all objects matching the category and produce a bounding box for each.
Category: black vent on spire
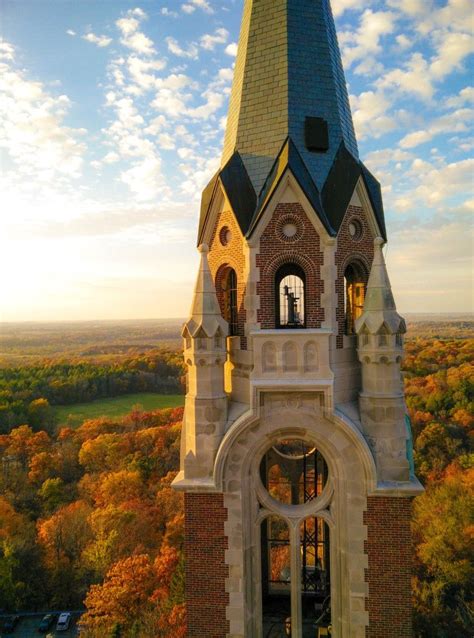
[305,117,329,153]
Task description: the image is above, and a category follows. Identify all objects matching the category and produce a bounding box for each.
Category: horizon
[1,0,473,322]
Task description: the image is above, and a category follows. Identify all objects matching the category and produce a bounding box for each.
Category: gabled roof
[248,138,330,237]
[198,138,387,243]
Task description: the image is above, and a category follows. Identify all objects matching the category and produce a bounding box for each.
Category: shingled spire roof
[222,0,358,194]
[198,0,386,243]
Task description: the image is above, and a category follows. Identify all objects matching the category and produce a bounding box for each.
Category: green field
[54,393,184,427]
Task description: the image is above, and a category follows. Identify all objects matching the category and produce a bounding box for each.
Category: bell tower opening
[221,266,238,336]
[275,264,306,329]
[344,261,367,335]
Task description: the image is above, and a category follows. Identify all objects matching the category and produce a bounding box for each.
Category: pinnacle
[183,245,228,339]
[355,238,406,336]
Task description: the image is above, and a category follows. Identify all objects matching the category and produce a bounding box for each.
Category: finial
[199,243,209,254]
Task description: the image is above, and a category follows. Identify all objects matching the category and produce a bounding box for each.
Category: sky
[1,0,473,322]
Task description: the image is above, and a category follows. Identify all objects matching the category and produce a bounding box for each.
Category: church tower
[173,1,423,636]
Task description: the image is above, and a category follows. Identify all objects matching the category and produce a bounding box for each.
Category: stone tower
[173,1,423,636]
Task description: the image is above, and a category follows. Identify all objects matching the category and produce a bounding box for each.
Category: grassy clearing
[54,393,184,427]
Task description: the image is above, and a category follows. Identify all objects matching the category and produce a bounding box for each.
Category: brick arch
[214,261,246,339]
[341,252,370,281]
[257,250,324,329]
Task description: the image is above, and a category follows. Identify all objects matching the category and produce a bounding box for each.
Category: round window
[282,223,298,238]
[260,438,328,506]
[219,226,232,246]
[348,218,363,241]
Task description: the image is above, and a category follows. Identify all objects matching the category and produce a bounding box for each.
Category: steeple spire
[222,0,358,194]
[355,237,406,336]
[183,243,228,339]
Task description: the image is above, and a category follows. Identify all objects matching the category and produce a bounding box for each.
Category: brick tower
[173,1,423,637]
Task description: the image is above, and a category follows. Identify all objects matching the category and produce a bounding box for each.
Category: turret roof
[355,238,406,336]
[183,244,228,339]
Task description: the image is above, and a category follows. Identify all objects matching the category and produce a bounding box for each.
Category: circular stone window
[282,223,298,238]
[348,218,363,241]
[260,438,328,506]
[219,226,232,246]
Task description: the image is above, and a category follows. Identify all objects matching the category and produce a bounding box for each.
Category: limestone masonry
[173,1,423,636]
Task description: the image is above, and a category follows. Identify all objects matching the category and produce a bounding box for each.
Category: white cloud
[445,86,474,109]
[82,32,112,48]
[200,28,229,51]
[0,44,85,183]
[120,155,165,201]
[165,36,199,60]
[340,9,396,69]
[399,108,473,148]
[377,52,434,100]
[116,9,155,55]
[331,0,371,17]
[161,7,178,18]
[350,90,396,138]
[411,157,474,206]
[66,29,76,37]
[430,31,473,80]
[225,42,238,57]
[181,0,213,14]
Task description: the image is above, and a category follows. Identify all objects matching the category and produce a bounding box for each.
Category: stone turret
[180,244,228,483]
[356,237,410,482]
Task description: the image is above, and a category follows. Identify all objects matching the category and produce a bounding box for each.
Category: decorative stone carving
[262,341,277,372]
[283,341,297,371]
[304,341,319,372]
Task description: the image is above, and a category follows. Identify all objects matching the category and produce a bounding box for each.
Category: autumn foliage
[0,406,185,635]
[0,335,472,635]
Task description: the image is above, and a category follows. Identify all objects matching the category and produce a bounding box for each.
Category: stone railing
[250,329,334,385]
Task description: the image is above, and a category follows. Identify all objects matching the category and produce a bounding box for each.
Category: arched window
[344,261,367,335]
[275,263,306,329]
[259,439,331,635]
[222,267,238,336]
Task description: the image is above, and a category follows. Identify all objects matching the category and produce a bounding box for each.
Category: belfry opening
[173,1,423,636]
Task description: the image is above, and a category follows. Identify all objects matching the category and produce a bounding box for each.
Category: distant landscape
[0,315,472,637]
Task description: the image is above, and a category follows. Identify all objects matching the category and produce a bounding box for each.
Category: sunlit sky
[1,0,473,321]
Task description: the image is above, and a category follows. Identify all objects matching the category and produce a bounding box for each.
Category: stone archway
[215,391,377,637]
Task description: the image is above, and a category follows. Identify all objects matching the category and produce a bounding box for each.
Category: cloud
[377,52,434,100]
[116,9,155,55]
[410,157,474,207]
[350,90,397,139]
[200,28,229,51]
[181,0,213,14]
[340,9,396,69]
[331,0,371,17]
[165,37,199,60]
[120,155,165,201]
[82,32,112,48]
[388,219,473,313]
[399,108,473,148]
[66,29,76,37]
[161,7,178,18]
[225,42,238,57]
[0,43,85,184]
[445,86,474,109]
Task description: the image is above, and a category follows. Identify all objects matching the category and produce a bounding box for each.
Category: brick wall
[208,208,247,349]
[365,497,414,638]
[256,202,325,329]
[185,493,230,638]
[335,204,375,348]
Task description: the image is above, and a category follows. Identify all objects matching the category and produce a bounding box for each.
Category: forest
[0,322,472,637]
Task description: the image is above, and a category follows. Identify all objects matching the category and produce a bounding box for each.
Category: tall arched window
[259,439,331,635]
[222,267,238,336]
[344,261,367,335]
[275,263,306,329]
